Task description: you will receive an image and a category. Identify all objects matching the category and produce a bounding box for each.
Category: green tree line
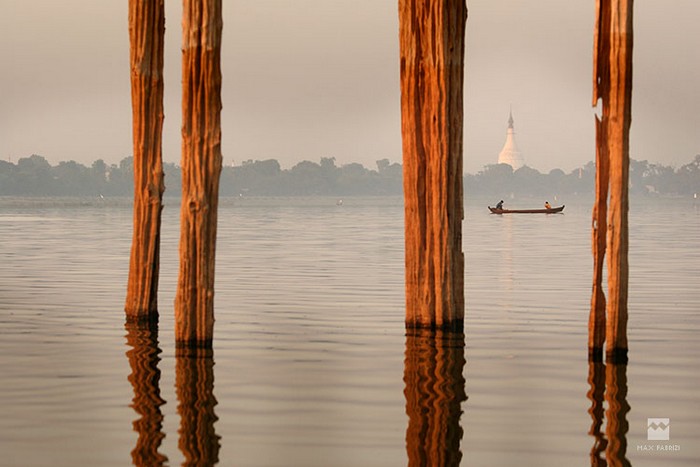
[1,154,698,198]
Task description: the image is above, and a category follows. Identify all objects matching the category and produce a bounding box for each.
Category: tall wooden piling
[125,0,166,321]
[589,114,608,360]
[399,0,467,331]
[603,0,633,363]
[590,0,632,363]
[589,16,610,358]
[174,0,223,348]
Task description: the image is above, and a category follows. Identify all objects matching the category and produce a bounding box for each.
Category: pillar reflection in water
[404,329,467,467]
[176,347,220,466]
[125,321,168,466]
[587,361,631,467]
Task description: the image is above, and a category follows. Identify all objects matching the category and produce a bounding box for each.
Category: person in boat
[544,201,552,209]
[496,200,504,210]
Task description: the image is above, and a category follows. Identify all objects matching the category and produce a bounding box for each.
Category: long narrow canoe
[488,205,565,214]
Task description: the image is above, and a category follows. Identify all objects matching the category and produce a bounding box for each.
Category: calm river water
[0,196,698,466]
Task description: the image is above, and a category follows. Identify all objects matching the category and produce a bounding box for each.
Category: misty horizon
[3,153,698,199]
[4,151,699,174]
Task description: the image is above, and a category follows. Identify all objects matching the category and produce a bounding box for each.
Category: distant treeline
[1,154,698,198]
[467,155,700,198]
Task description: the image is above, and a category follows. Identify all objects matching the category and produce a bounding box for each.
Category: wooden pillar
[589,115,608,360]
[590,0,632,363]
[399,0,467,331]
[604,0,632,363]
[589,1,611,357]
[125,0,166,321]
[175,0,223,348]
[125,321,168,466]
[404,329,467,467]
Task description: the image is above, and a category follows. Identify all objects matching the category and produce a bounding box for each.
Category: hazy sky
[1,1,698,174]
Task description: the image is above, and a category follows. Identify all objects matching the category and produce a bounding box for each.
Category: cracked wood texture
[590,0,632,362]
[125,0,166,321]
[175,0,223,347]
[589,0,610,355]
[399,0,467,331]
[589,113,608,360]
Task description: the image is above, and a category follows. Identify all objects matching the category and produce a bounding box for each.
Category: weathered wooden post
[399,0,467,331]
[589,113,608,360]
[125,0,166,321]
[589,0,611,357]
[175,0,223,348]
[603,0,632,364]
[590,0,632,363]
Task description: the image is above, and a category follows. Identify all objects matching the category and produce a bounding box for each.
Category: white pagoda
[497,111,525,169]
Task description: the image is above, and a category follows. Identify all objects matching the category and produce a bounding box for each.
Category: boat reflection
[176,347,220,466]
[404,328,467,467]
[587,361,631,466]
[124,321,168,466]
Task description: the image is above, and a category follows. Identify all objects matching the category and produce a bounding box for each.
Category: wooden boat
[488,205,564,214]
